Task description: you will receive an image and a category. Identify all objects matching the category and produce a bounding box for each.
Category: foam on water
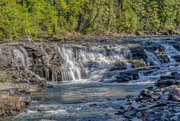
[45,109,68,116]
[161,43,180,63]
[58,44,132,82]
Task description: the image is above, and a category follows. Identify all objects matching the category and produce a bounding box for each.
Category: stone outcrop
[0,44,12,69]
[114,72,180,121]
[0,38,179,83]
[0,88,31,117]
[143,42,169,63]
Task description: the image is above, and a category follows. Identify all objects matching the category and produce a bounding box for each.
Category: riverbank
[2,28,180,43]
[111,73,180,121]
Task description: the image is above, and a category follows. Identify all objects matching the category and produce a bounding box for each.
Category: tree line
[0,0,179,40]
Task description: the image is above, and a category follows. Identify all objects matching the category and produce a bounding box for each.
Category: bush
[0,76,11,82]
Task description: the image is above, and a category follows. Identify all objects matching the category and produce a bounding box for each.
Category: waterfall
[161,43,180,63]
[12,46,44,81]
[144,49,162,65]
[58,44,132,81]
[52,72,57,81]
[11,36,180,83]
[19,46,32,70]
[45,69,50,81]
[12,48,26,69]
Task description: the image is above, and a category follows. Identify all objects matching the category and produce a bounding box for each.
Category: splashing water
[58,44,132,81]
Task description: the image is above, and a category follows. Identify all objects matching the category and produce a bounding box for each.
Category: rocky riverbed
[0,36,180,119]
[0,88,31,117]
[112,73,180,121]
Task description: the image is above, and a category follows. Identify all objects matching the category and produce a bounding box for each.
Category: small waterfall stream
[12,46,45,81]
[144,49,162,65]
[58,44,132,81]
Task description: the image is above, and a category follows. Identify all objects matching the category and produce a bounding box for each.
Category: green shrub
[0,76,11,82]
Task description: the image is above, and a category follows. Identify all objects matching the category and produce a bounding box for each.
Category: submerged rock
[142,112,161,121]
[90,104,98,107]
[140,89,152,98]
[105,113,114,116]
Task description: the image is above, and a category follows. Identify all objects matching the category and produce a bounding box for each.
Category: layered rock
[0,39,179,83]
[0,88,31,117]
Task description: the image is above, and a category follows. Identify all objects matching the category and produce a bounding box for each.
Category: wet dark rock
[143,42,169,64]
[126,106,136,112]
[115,110,125,115]
[109,63,127,71]
[113,70,139,83]
[129,59,147,68]
[125,102,132,105]
[151,95,160,101]
[105,113,114,116]
[124,110,136,118]
[120,106,125,109]
[146,86,154,91]
[155,79,178,87]
[90,104,98,107]
[160,94,169,101]
[169,87,180,102]
[126,44,147,60]
[136,96,144,102]
[47,85,53,88]
[149,101,167,109]
[175,73,180,79]
[160,76,175,80]
[37,109,42,112]
[140,89,152,98]
[142,111,161,121]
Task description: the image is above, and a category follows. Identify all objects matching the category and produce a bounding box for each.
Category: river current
[3,36,180,121]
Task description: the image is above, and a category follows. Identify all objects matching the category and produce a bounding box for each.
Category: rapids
[3,35,180,121]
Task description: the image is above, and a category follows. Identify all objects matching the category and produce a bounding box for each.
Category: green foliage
[0,75,11,82]
[0,0,179,39]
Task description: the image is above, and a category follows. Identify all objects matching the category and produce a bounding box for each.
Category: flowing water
[4,36,180,121]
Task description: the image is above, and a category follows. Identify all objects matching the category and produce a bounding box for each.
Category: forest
[0,0,180,40]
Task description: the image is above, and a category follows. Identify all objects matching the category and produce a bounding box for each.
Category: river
[3,36,180,121]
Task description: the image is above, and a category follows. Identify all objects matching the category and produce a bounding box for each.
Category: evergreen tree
[0,0,179,40]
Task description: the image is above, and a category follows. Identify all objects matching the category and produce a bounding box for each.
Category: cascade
[144,49,162,65]
[58,44,132,81]
[11,36,180,83]
[52,72,57,81]
[19,46,32,70]
[45,69,50,81]
[12,46,44,81]
[161,43,180,63]
[12,48,26,69]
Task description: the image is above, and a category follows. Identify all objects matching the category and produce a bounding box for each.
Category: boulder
[140,89,152,98]
[169,87,180,102]
[155,79,178,87]
[142,112,161,121]
[90,104,98,107]
[0,88,31,117]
